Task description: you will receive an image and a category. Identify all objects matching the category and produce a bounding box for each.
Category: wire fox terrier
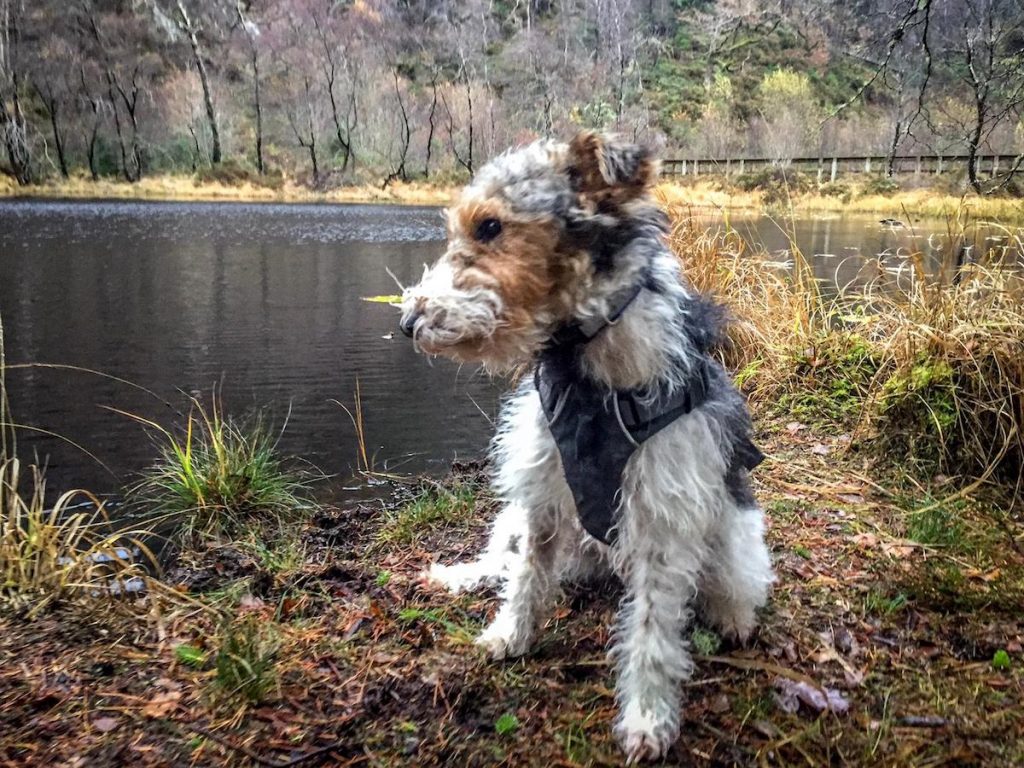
[399,133,774,762]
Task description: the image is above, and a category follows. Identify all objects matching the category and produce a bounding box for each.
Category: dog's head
[399,132,659,371]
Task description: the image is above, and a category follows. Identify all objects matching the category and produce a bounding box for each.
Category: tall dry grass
[668,207,1024,484]
[0,318,153,616]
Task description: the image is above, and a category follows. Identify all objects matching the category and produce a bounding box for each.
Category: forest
[2,0,1024,192]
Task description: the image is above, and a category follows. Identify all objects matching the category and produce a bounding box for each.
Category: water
[0,200,501,499]
[0,200,1019,501]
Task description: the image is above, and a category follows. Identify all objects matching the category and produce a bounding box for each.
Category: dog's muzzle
[399,309,421,338]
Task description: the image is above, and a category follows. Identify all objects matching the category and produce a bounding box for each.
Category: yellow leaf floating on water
[361,295,403,304]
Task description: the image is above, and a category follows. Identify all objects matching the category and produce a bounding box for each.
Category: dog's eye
[475,218,502,243]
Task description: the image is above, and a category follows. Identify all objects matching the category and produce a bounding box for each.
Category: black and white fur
[402,136,775,763]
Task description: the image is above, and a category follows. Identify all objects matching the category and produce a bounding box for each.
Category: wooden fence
[660,154,1021,181]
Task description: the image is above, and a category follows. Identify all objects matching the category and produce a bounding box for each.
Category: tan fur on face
[438,195,589,364]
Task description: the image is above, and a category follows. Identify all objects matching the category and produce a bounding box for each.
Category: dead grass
[669,208,1024,482]
[656,179,1024,220]
[0,318,153,618]
[0,172,455,206]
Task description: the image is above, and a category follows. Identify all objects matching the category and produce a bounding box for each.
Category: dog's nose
[399,310,421,338]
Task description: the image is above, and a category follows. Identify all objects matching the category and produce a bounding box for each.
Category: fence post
[725,158,731,176]
[739,158,745,175]
[817,157,823,183]
[937,155,943,174]
[864,156,872,174]
[915,156,922,180]
[682,159,687,175]
[993,154,999,178]
[694,159,699,176]
[830,156,838,182]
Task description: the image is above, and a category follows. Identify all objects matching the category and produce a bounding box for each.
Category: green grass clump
[214,614,280,703]
[376,481,478,547]
[127,399,312,540]
[214,618,280,708]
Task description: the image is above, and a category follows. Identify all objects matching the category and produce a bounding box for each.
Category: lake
[0,199,1019,500]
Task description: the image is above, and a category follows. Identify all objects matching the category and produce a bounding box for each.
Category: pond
[0,199,1019,501]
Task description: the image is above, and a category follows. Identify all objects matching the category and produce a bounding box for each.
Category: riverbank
[4,171,1024,219]
[2,421,1021,766]
[2,219,1024,766]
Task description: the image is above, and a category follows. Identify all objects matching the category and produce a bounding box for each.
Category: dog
[398,133,774,762]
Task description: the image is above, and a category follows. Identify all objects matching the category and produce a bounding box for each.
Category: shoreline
[4,174,1023,220]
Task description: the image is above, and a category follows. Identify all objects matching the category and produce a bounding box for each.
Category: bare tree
[173,0,222,164]
[310,5,356,173]
[32,76,69,177]
[81,2,144,182]
[0,0,34,184]
[959,0,1024,192]
[287,73,321,182]
[235,0,264,174]
[383,68,410,188]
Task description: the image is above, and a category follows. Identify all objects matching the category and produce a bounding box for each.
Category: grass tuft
[214,614,281,704]
[375,481,478,548]
[125,397,313,541]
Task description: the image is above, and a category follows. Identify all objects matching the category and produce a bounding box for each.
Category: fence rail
[660,154,1021,181]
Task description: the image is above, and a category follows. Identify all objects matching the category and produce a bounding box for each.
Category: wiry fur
[401,133,775,763]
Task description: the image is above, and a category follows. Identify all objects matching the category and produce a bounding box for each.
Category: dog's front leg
[423,501,527,593]
[611,532,700,763]
[475,504,561,660]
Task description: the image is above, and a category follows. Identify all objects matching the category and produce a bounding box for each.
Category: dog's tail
[682,294,733,353]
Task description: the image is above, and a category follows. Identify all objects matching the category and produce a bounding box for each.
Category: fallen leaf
[709,694,730,714]
[786,421,806,434]
[810,443,831,456]
[850,533,878,547]
[93,716,120,733]
[773,677,850,715]
[143,690,181,718]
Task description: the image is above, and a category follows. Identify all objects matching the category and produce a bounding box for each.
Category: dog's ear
[567,132,657,204]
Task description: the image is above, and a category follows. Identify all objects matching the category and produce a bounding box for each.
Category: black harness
[534,279,717,545]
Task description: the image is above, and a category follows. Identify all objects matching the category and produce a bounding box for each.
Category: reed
[668,207,1024,481]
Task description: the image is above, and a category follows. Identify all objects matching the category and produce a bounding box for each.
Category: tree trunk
[178,1,221,165]
[0,89,33,185]
[236,2,264,174]
[424,78,438,178]
[34,80,69,178]
[0,7,33,185]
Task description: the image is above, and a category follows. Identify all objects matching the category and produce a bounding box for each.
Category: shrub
[817,181,850,198]
[734,167,812,205]
[194,159,285,191]
[861,175,901,196]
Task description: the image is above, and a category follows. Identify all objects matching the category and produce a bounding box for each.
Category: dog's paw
[419,562,486,594]
[613,703,678,764]
[475,614,532,660]
[703,600,758,645]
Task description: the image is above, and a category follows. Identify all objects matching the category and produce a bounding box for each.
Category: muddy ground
[2,420,1023,767]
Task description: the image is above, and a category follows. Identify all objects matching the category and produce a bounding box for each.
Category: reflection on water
[718,213,1023,290]
[0,200,504,499]
[0,200,1020,502]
